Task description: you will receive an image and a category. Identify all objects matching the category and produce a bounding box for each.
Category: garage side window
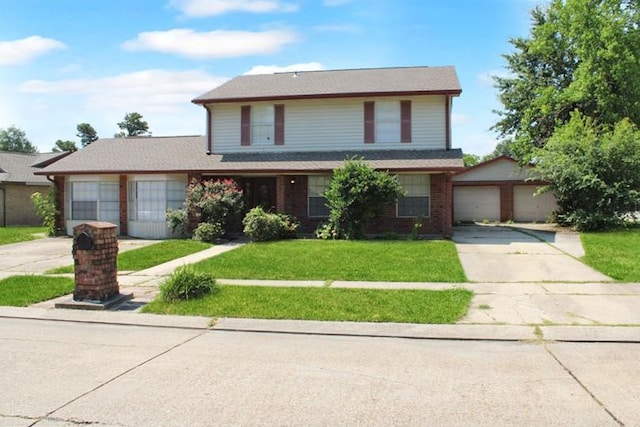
[397,174,430,217]
[129,180,186,222]
[69,182,118,221]
[308,175,331,218]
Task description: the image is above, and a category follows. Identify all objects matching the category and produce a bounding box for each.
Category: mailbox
[76,231,93,250]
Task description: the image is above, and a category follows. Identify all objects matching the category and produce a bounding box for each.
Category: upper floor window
[364,100,412,144]
[397,174,430,217]
[241,104,285,146]
[308,175,331,218]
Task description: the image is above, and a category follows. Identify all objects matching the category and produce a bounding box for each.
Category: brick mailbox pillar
[56,222,132,310]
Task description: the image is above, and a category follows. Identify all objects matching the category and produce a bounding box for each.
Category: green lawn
[193,240,467,282]
[142,285,473,324]
[582,228,640,281]
[47,240,212,273]
[0,275,74,306]
[0,226,47,245]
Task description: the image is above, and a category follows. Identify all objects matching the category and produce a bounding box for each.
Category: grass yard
[47,240,212,274]
[582,228,640,281]
[193,240,467,282]
[142,285,473,324]
[0,226,47,245]
[0,275,74,306]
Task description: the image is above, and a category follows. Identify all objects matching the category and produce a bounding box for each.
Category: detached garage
[453,156,557,223]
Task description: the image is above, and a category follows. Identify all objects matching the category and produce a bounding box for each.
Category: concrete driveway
[0,237,157,278]
[452,225,612,282]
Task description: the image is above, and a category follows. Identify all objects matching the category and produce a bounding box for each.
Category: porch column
[119,175,128,236]
[442,174,453,239]
[276,175,286,213]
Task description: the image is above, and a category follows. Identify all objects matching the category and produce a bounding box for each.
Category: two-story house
[36,66,464,238]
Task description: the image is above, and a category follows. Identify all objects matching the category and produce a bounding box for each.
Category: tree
[0,126,37,153]
[462,153,481,167]
[492,0,640,161]
[115,112,151,137]
[320,158,405,240]
[481,139,520,162]
[76,123,98,147]
[52,139,77,152]
[536,112,640,230]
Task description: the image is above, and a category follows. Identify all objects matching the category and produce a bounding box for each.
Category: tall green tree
[115,112,151,137]
[536,113,640,230]
[492,0,640,161]
[0,126,37,153]
[52,139,77,152]
[76,123,98,146]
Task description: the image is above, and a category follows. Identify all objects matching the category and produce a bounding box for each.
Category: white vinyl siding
[308,175,331,217]
[397,174,430,217]
[209,96,446,153]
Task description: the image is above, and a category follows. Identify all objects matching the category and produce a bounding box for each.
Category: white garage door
[454,186,500,222]
[513,185,557,222]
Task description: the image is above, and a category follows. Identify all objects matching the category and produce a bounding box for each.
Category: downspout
[204,104,213,155]
[445,95,452,150]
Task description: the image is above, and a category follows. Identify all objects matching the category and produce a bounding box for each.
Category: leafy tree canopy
[462,153,481,167]
[76,123,98,146]
[536,112,640,230]
[0,125,38,153]
[52,139,77,152]
[492,0,640,161]
[115,112,151,137]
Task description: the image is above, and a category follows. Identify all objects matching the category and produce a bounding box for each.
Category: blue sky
[1,0,540,155]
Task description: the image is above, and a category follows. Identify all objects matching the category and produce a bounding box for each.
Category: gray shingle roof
[193,66,461,103]
[0,151,69,184]
[36,136,463,175]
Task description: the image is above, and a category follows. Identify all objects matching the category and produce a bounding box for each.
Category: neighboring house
[0,151,71,226]
[36,66,464,238]
[453,155,558,223]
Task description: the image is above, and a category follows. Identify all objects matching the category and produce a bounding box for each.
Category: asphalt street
[1,317,637,426]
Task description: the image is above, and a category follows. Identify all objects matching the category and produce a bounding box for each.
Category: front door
[242,177,276,212]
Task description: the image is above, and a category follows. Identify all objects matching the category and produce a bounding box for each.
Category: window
[375,100,401,143]
[129,180,186,222]
[397,174,430,217]
[69,182,118,221]
[252,105,274,145]
[308,175,331,217]
[364,100,411,144]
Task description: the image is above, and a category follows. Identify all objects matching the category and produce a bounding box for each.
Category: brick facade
[119,175,128,236]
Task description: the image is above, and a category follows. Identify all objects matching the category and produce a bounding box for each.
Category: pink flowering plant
[185,178,244,240]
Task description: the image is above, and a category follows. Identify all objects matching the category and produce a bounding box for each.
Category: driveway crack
[544,344,624,426]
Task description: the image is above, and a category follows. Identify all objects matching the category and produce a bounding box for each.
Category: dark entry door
[242,177,276,212]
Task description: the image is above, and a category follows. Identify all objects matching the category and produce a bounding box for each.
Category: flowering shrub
[185,178,244,238]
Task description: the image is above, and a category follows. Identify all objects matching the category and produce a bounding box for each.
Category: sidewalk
[3,237,640,343]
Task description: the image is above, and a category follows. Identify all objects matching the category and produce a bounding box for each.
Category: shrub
[242,206,299,241]
[166,206,189,236]
[159,266,217,301]
[31,189,59,236]
[193,222,224,242]
[323,158,405,239]
[186,178,244,232]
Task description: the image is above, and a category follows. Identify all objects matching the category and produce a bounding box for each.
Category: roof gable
[193,66,461,104]
[0,151,68,184]
[453,156,540,182]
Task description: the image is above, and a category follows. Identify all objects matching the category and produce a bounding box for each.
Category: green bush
[242,206,299,241]
[193,222,224,242]
[31,189,59,236]
[159,266,217,301]
[166,207,189,236]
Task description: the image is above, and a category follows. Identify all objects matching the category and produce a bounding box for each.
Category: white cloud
[0,36,66,66]
[122,29,298,59]
[170,0,298,16]
[244,62,323,75]
[19,69,228,113]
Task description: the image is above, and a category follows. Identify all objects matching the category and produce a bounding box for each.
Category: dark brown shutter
[364,101,375,144]
[401,100,411,143]
[274,104,284,145]
[241,105,251,146]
